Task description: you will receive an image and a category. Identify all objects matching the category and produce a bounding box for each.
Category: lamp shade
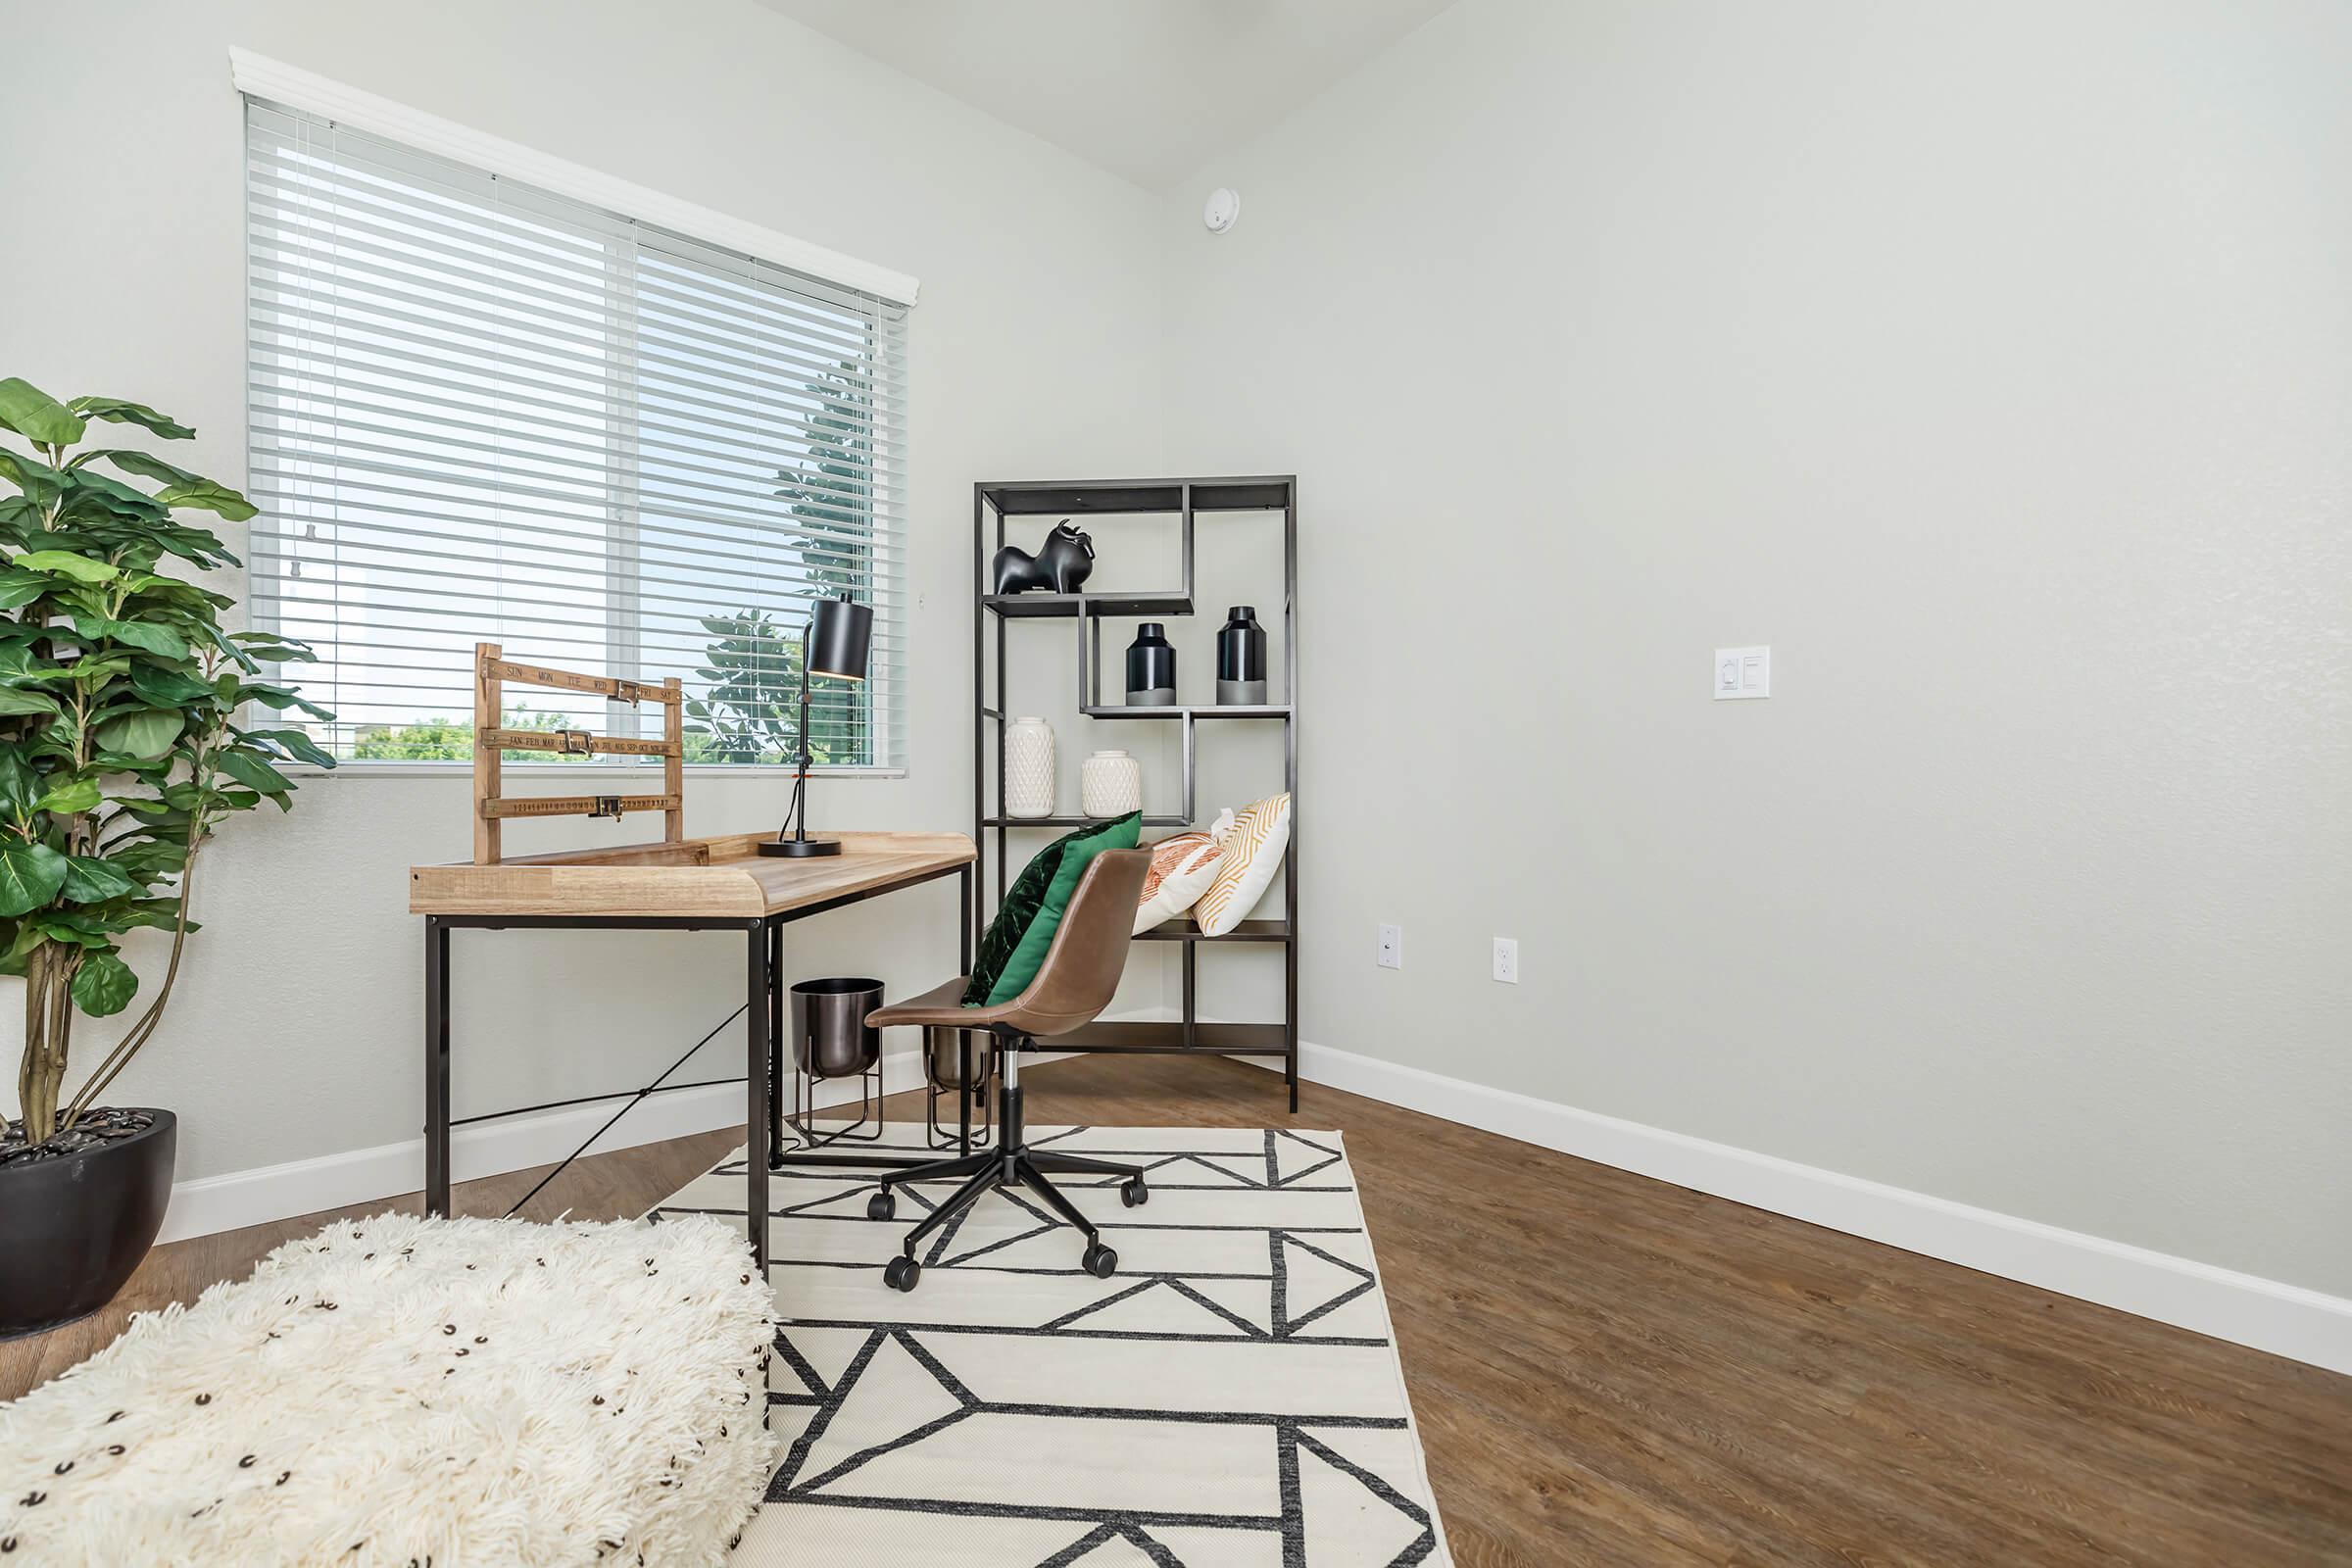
[807,594,872,681]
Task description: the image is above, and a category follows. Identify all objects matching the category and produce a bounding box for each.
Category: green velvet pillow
[963,810,1142,1006]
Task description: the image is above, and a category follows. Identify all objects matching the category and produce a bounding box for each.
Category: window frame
[231,51,917,776]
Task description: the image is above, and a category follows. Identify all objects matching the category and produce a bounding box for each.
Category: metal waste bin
[785,977,884,1146]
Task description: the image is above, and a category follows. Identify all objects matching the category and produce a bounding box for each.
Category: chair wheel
[884,1255,921,1292]
[1082,1242,1118,1279]
[1120,1177,1149,1207]
[867,1190,897,1221]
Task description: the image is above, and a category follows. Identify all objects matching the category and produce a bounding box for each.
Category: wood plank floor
[5,1054,2346,1564]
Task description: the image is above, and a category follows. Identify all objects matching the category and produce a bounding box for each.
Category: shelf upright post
[1285,477,1299,1113]
[972,484,987,941]
[994,492,1009,906]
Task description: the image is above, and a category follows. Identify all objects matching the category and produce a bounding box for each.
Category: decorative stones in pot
[1082,751,1143,817]
[993,520,1096,595]
[1004,716,1056,818]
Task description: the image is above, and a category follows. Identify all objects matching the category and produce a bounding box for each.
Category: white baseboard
[158,1046,928,1246]
[1106,1015,2351,1377]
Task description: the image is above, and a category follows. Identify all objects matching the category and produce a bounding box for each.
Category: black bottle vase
[1125,622,1177,707]
[1216,607,1267,704]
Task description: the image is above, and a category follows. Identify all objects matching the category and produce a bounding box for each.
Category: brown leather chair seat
[860,848,1152,1291]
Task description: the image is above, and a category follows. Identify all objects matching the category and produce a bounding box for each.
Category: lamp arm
[777,623,814,845]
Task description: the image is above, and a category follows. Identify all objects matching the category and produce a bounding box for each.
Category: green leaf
[71,951,138,1016]
[14,549,118,583]
[93,708,182,759]
[68,397,193,440]
[0,566,53,611]
[61,855,138,903]
[245,726,337,768]
[60,467,167,521]
[93,618,189,661]
[86,450,211,494]
[34,911,120,947]
[32,778,100,816]
[0,688,60,717]
[0,751,34,818]
[153,476,258,523]
[127,663,216,706]
[0,448,64,503]
[237,683,333,721]
[217,749,293,795]
[0,378,85,445]
[0,841,69,916]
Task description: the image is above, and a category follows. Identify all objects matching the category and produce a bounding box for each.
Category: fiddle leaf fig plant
[0,376,333,1152]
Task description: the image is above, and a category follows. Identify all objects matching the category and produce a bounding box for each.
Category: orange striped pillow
[1194,793,1291,936]
[1133,832,1221,935]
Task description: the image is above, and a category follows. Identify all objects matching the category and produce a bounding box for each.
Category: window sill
[283,761,908,780]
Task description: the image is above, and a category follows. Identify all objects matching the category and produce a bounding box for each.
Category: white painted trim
[225,47,920,306]
[159,1046,927,1245]
[1091,1012,2352,1376]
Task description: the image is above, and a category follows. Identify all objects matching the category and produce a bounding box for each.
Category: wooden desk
[411,831,977,1273]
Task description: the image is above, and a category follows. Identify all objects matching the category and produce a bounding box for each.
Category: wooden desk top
[409,831,975,919]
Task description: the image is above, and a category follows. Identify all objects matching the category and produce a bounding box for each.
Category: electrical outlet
[1377,923,1402,970]
[1493,937,1518,984]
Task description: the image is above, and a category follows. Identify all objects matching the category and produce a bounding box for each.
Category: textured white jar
[1081,750,1142,817]
[1004,716,1056,818]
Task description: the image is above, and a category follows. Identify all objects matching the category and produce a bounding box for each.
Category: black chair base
[868,1035,1146,1291]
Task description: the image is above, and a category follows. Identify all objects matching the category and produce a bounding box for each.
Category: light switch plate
[1714,646,1770,700]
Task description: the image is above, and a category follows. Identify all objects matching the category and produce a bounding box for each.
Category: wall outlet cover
[1378,923,1402,970]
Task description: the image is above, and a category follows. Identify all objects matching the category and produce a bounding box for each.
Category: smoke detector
[1202,187,1242,234]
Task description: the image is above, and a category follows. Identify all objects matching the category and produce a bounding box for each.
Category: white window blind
[242,101,908,766]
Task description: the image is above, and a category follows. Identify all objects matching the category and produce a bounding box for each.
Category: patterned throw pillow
[1132,832,1222,935]
[1193,793,1291,937]
[962,810,1142,1006]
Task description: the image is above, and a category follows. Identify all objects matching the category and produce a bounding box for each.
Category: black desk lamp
[760,592,873,858]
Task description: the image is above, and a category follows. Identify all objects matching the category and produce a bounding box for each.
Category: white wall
[1,0,1165,1182]
[1158,0,2352,1296]
[9,0,2347,1326]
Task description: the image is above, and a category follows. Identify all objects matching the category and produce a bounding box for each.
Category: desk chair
[861,847,1152,1292]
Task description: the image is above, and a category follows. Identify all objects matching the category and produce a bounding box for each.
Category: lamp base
[759,837,843,858]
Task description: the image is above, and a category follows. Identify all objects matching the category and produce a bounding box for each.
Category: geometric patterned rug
[652,1125,1453,1566]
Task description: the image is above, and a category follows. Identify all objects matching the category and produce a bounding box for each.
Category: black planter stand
[0,1108,175,1340]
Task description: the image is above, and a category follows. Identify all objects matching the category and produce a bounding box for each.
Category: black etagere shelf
[974,475,1299,1110]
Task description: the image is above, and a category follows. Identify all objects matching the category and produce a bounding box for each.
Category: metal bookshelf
[973,475,1299,1111]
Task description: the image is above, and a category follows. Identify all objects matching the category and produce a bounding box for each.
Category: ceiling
[755,0,1459,189]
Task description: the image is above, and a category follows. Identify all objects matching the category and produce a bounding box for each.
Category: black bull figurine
[992,520,1097,595]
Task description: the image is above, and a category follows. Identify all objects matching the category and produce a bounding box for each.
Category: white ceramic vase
[1004,716,1056,818]
[1081,750,1142,817]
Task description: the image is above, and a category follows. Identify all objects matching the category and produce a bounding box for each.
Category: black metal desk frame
[422,863,974,1276]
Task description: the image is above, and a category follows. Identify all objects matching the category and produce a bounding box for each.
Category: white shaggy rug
[0,1211,777,1566]
[655,1125,1452,1567]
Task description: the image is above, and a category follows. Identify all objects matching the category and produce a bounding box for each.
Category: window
[243,102,907,766]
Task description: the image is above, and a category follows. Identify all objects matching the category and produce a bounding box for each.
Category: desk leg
[958,864,973,1155]
[767,919,786,1168]
[424,916,452,1218]
[746,919,771,1277]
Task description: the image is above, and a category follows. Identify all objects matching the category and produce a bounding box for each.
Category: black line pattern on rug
[655,1128,1445,1564]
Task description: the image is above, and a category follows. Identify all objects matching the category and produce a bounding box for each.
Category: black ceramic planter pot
[0,1108,175,1340]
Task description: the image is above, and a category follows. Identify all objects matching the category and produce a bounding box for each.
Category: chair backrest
[1002,848,1152,1038]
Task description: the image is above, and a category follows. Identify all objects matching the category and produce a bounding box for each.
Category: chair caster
[884,1255,921,1292]
[1082,1242,1118,1279]
[867,1190,897,1221]
[1120,1177,1149,1207]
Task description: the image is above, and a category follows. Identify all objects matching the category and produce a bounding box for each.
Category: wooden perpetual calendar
[467,640,684,865]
